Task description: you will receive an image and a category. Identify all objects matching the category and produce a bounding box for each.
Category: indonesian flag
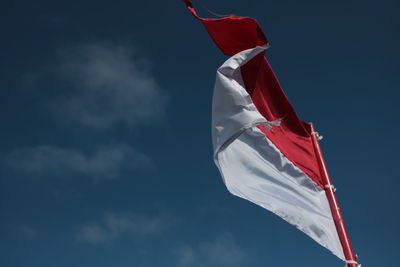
[184,1,359,265]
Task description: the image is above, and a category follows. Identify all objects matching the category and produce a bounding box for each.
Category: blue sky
[0,0,399,266]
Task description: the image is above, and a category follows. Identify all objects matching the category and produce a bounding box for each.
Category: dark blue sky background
[1,1,399,266]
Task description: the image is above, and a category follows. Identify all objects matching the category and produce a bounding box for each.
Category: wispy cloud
[176,233,245,267]
[7,42,166,180]
[76,212,170,244]
[4,143,153,179]
[54,42,167,130]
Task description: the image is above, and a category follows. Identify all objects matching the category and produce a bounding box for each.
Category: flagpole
[309,123,359,267]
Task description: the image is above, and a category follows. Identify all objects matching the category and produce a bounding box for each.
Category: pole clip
[324,184,337,192]
[345,260,361,266]
[311,131,324,140]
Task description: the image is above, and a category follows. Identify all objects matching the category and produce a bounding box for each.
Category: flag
[184,1,359,265]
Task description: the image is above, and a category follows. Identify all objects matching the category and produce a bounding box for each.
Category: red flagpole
[309,123,359,267]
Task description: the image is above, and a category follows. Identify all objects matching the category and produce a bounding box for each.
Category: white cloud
[176,233,245,267]
[4,143,153,179]
[5,42,166,180]
[76,212,169,244]
[54,42,167,130]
